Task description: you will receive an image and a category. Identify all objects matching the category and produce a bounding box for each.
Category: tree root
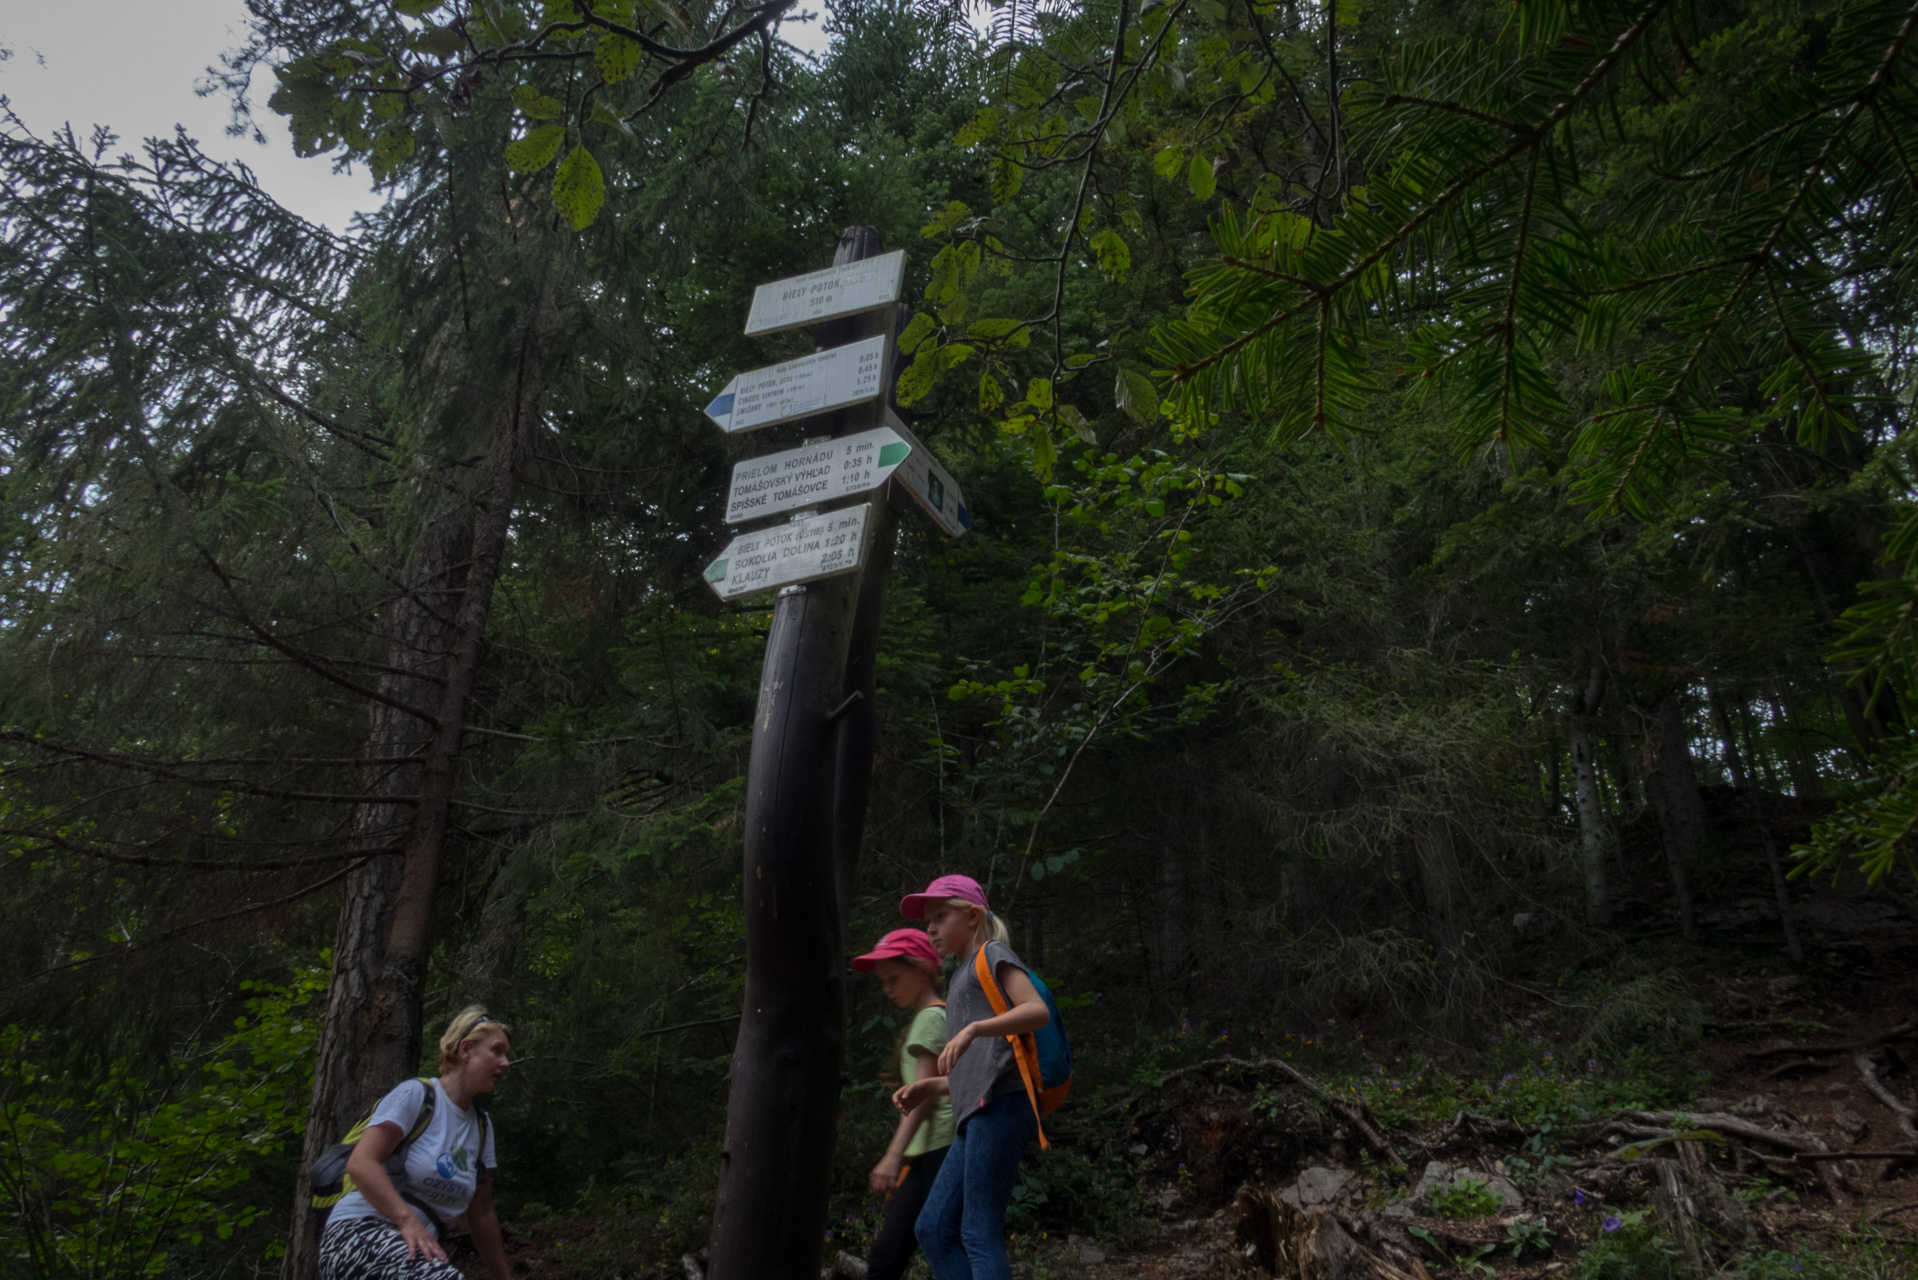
[1743,1018,1915,1060]
[1121,1055,1408,1168]
[1856,1053,1918,1142]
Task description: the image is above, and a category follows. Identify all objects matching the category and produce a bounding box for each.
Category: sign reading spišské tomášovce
[743,250,906,336]
[703,504,872,601]
[723,418,971,537]
[705,335,887,434]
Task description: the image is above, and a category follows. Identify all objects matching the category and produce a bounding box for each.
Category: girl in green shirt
[851,928,955,1280]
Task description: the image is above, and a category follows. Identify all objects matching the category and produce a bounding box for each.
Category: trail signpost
[720,417,969,533]
[703,334,888,434]
[703,504,873,600]
[703,229,967,1280]
[743,248,906,336]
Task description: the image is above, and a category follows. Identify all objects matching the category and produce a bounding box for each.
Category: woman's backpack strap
[972,947,1049,1149]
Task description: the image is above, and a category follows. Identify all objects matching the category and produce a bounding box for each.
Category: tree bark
[1706,684,1748,789]
[285,328,548,1279]
[1644,691,1703,943]
[707,229,898,1280]
[1417,818,1471,953]
[1569,655,1611,926]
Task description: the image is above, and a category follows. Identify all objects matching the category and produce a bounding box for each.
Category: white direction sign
[744,250,907,336]
[703,504,872,601]
[724,426,910,524]
[885,410,971,538]
[705,335,887,435]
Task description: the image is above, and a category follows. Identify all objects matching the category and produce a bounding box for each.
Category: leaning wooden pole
[707,227,899,1280]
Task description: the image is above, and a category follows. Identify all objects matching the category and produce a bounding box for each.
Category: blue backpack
[974,948,1074,1147]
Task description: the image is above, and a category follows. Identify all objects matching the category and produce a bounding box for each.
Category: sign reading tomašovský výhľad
[724,427,912,524]
[743,251,907,337]
[703,504,873,601]
[705,335,887,434]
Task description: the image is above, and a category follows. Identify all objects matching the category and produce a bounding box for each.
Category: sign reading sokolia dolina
[702,504,872,602]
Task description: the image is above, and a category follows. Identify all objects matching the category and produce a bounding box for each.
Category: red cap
[899,873,988,921]
[851,928,943,972]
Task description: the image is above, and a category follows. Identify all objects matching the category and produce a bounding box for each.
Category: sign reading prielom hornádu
[705,335,887,434]
[723,419,971,537]
[743,250,907,337]
[724,426,909,524]
[702,504,873,601]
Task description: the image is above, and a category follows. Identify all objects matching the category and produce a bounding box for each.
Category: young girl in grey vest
[890,875,1050,1280]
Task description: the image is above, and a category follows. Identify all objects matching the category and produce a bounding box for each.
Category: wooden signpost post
[703,229,967,1280]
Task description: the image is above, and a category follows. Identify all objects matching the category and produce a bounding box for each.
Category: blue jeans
[913,1095,1038,1280]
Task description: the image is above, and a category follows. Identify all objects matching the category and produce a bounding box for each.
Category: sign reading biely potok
[703,504,872,601]
[705,335,887,434]
[744,250,907,337]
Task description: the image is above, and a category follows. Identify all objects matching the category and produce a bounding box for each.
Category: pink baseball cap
[899,873,988,921]
[851,928,943,972]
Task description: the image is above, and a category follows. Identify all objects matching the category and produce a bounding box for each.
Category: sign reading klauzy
[703,504,872,601]
[705,335,887,434]
[743,250,906,336]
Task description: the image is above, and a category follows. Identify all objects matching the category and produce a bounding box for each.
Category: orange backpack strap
[972,947,1049,1149]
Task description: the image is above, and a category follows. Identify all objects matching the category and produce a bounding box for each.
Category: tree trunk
[1771,684,1825,800]
[1417,818,1471,953]
[1569,655,1610,926]
[285,332,547,1279]
[1645,691,1703,943]
[1706,684,1748,789]
[707,229,898,1280]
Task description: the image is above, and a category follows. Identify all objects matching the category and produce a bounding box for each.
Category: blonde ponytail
[949,897,1012,949]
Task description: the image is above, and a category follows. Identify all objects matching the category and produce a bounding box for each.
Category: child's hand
[870,1154,903,1193]
[936,1022,980,1077]
[892,1079,929,1113]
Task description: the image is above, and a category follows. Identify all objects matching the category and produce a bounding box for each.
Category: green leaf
[979,372,1005,412]
[897,349,940,406]
[899,312,938,354]
[1154,145,1185,178]
[552,144,606,229]
[1188,153,1216,200]
[513,84,565,119]
[395,0,444,13]
[1115,368,1160,424]
[370,126,416,179]
[991,151,1024,204]
[503,124,566,173]
[592,103,634,136]
[1089,228,1131,282]
[412,24,465,56]
[594,33,645,83]
[1058,404,1095,444]
[1026,377,1053,411]
[954,108,1001,148]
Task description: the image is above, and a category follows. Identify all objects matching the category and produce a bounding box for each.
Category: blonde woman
[319,1006,512,1280]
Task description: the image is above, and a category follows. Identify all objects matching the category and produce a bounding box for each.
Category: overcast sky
[1,2,837,234]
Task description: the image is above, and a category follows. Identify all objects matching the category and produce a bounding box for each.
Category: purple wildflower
[1602,1216,1621,1233]
[1573,1189,1586,1207]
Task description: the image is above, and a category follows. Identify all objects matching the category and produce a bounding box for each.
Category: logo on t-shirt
[435,1145,472,1180]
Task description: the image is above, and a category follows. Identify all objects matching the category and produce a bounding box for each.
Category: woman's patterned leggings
[319,1218,465,1280]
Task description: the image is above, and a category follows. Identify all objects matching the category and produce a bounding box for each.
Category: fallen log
[1117,1055,1407,1168]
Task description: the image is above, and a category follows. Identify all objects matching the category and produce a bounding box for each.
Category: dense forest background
[4,0,1918,1275]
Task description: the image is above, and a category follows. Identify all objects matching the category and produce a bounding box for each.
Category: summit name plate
[743,251,907,336]
[703,504,872,601]
[704,335,887,434]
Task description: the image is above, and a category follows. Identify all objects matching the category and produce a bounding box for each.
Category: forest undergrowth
[450,812,1918,1280]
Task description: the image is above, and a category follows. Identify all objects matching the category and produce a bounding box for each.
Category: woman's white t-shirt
[325,1078,498,1239]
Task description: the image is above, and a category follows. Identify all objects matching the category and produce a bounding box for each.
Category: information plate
[705,336,887,434]
[703,504,872,601]
[725,426,910,524]
[744,251,907,336]
[885,410,971,538]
